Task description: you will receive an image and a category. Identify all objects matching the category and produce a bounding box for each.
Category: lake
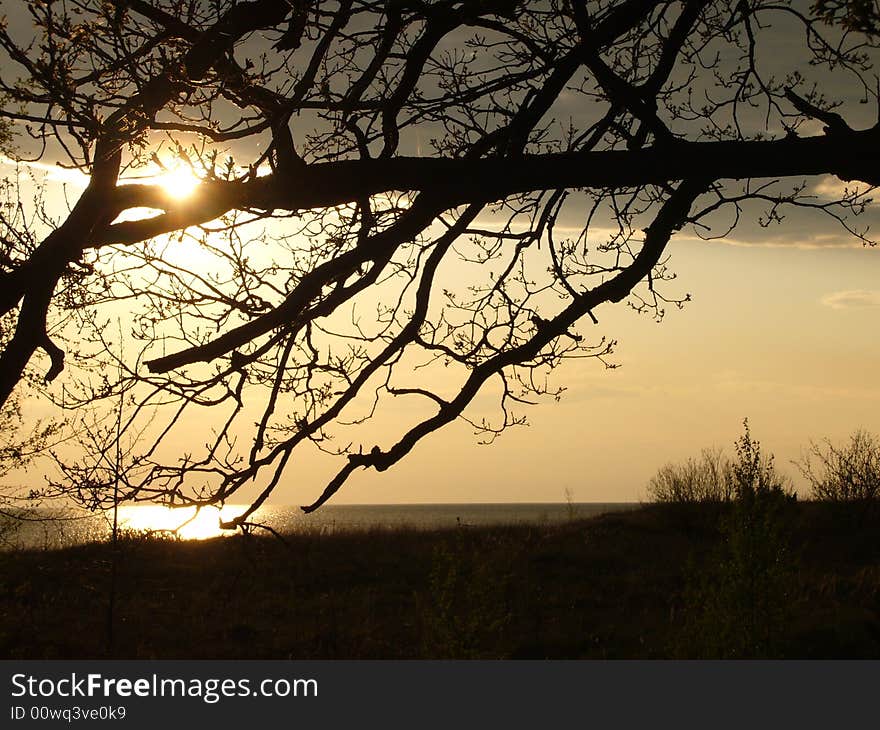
[0,502,639,550]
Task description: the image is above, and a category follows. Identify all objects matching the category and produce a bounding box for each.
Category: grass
[0,502,878,659]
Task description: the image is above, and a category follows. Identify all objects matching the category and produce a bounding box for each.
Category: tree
[0,390,61,542]
[814,0,880,34]
[0,1,878,526]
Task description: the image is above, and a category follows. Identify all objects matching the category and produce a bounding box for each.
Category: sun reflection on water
[116,504,246,541]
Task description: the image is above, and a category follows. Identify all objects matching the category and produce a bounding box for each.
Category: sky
[327,227,880,504]
[3,5,880,507]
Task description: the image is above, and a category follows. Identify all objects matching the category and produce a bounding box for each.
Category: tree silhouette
[1,1,878,523]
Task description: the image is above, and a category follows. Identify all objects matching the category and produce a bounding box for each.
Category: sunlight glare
[159,166,200,199]
[116,504,245,540]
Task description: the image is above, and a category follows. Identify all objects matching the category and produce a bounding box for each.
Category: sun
[159,166,200,198]
[112,162,203,223]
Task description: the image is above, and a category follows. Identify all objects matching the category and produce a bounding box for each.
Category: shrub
[680,498,799,658]
[730,418,796,503]
[677,420,799,658]
[419,529,514,658]
[798,429,880,504]
[647,447,734,505]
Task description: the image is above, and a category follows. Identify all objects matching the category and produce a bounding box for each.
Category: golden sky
[328,231,880,503]
[4,152,879,505]
[3,5,880,507]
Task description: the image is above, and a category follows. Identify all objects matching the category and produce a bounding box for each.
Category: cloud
[820,289,880,309]
[678,233,846,249]
[813,175,876,201]
[0,153,89,187]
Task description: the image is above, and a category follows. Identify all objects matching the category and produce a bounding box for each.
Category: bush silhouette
[678,420,799,658]
[648,447,734,505]
[798,430,880,523]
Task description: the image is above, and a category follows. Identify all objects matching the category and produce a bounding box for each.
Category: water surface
[0,502,638,550]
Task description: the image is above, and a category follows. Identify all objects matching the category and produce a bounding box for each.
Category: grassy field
[1,503,878,659]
